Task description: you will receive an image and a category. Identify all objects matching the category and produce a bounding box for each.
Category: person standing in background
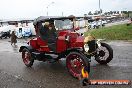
[11,31,17,46]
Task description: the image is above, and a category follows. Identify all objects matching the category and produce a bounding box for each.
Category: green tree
[88,11,93,15]
[94,10,98,15]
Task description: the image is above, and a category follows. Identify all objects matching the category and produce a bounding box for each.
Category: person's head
[49,22,55,30]
[44,22,49,27]
[12,31,15,34]
[48,24,53,30]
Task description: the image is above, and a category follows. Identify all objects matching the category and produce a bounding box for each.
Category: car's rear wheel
[22,48,34,67]
[66,52,90,78]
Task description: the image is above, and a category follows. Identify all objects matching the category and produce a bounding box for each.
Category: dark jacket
[40,25,57,43]
[11,32,17,43]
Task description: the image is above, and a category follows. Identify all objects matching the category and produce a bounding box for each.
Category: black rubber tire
[66,51,90,78]
[95,43,113,64]
[22,48,34,67]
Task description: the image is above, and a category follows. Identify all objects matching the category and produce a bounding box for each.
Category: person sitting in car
[39,22,57,52]
[39,22,49,40]
[48,23,57,41]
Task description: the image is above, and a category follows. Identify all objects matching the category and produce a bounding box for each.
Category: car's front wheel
[22,48,34,67]
[95,43,113,64]
[66,52,90,78]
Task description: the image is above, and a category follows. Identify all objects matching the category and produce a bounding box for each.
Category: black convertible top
[33,16,75,25]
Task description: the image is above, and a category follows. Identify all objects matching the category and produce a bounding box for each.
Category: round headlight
[84,44,89,52]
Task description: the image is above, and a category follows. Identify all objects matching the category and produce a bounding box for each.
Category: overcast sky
[0,0,132,19]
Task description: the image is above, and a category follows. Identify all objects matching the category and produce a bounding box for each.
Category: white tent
[0,25,16,32]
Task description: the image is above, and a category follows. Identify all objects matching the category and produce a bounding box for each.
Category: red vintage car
[19,16,113,78]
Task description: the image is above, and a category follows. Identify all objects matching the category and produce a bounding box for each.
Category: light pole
[99,0,102,28]
[99,0,100,11]
[46,2,54,16]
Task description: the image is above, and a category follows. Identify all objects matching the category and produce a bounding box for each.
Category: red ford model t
[19,16,113,78]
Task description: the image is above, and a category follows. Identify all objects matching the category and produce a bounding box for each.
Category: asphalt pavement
[0,39,132,88]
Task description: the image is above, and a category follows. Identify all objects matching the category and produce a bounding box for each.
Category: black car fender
[66,48,92,61]
[65,47,84,55]
[57,48,83,58]
[67,47,83,52]
[19,46,34,52]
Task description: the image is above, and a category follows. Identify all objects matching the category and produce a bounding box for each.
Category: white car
[89,21,98,29]
[98,20,107,26]
[16,27,32,38]
[89,20,107,29]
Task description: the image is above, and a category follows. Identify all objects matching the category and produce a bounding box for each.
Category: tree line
[87,10,132,17]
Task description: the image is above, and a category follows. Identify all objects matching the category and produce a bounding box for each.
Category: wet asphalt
[0,39,132,88]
